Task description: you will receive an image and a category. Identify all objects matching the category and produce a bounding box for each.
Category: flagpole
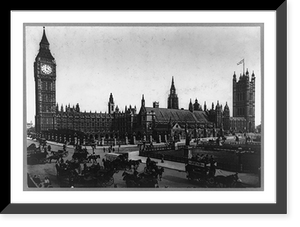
[243,59,245,75]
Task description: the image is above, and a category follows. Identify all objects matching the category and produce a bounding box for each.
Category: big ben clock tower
[34,27,57,133]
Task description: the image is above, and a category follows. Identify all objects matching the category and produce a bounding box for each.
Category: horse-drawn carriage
[46,149,69,163]
[27,144,47,165]
[185,158,217,186]
[72,145,89,162]
[122,170,159,188]
[122,158,163,188]
[55,161,115,187]
[185,156,243,188]
[104,153,130,171]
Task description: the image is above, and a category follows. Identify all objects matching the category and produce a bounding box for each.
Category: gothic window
[47,82,51,91]
[42,81,46,90]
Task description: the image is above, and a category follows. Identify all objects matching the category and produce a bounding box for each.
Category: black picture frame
[5,2,287,214]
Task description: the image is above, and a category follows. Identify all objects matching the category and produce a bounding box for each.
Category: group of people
[103,145,115,153]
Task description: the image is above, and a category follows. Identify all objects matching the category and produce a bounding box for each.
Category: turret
[188,99,194,112]
[75,103,80,112]
[193,98,200,111]
[251,71,256,81]
[115,105,119,113]
[223,102,230,131]
[141,94,145,107]
[233,71,237,82]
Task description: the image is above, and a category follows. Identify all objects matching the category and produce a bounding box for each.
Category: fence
[140,145,260,173]
[139,150,188,164]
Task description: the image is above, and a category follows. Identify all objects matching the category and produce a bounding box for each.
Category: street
[27,139,200,189]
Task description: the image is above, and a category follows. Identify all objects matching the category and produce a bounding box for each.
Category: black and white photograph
[25,24,262,190]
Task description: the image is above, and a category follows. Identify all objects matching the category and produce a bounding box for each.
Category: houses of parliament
[33,28,256,143]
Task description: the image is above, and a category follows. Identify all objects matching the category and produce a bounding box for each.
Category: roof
[143,107,209,124]
[36,27,54,60]
[40,27,50,45]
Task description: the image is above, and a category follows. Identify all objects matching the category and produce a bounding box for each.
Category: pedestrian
[161,154,164,163]
[44,177,51,187]
[103,147,105,153]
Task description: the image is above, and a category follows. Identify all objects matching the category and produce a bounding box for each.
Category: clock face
[41,64,52,74]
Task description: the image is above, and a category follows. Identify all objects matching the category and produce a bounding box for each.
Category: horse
[87,154,100,163]
[47,154,61,163]
[214,173,240,188]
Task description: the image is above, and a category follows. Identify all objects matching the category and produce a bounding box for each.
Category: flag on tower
[237,59,244,65]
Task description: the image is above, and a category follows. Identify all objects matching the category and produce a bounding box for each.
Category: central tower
[34,27,57,133]
[108,93,115,114]
[167,77,179,109]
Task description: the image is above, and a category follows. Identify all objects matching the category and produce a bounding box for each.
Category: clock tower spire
[34,27,57,134]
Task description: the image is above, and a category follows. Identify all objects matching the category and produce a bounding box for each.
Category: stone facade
[34,28,256,143]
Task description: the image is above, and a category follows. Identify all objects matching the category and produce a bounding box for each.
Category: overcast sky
[25,25,261,126]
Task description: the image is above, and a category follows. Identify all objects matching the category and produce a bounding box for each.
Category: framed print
[5,2,287,214]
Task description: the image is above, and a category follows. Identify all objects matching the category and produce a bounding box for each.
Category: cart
[185,159,217,186]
